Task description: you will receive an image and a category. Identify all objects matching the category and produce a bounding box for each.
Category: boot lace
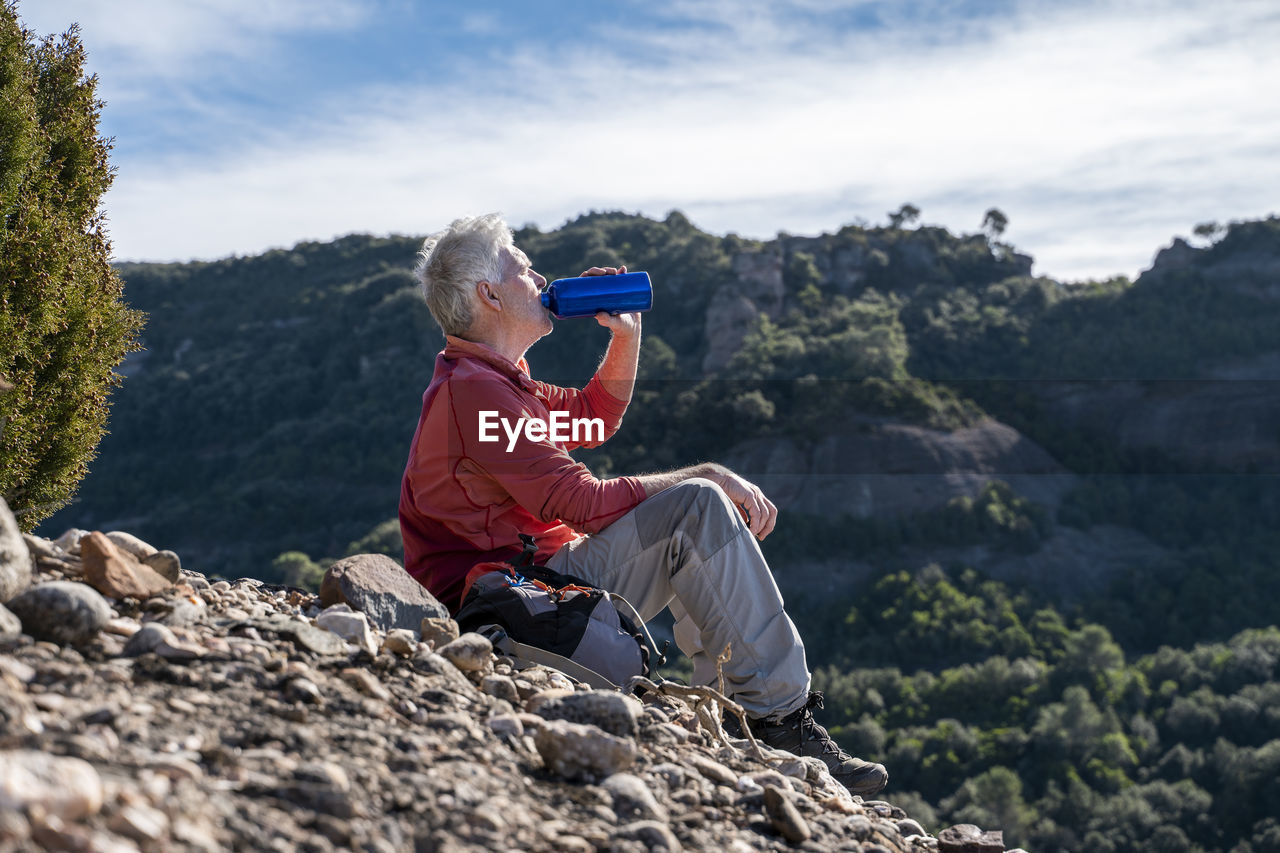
[795,691,844,758]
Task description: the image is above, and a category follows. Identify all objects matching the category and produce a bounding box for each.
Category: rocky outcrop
[1031,365,1280,472]
[0,526,1021,851]
[725,417,1074,519]
[702,251,786,373]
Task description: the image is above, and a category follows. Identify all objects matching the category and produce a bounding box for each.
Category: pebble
[604,772,668,822]
[481,673,521,705]
[285,677,323,705]
[419,616,460,649]
[438,632,493,673]
[109,802,170,842]
[615,819,684,851]
[6,580,112,645]
[341,667,392,701]
[533,719,637,780]
[534,689,641,738]
[143,550,183,582]
[381,628,418,656]
[687,754,738,787]
[899,818,927,838]
[0,750,104,820]
[763,785,811,843]
[105,530,160,560]
[316,607,378,656]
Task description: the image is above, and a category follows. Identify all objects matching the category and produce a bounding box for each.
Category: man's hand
[708,467,778,541]
[580,265,642,338]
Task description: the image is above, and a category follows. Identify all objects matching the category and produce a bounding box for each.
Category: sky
[17,0,1280,282]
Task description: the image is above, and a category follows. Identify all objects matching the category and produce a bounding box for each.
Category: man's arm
[633,462,779,541]
[586,265,641,405]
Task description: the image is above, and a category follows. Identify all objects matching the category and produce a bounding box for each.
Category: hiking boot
[738,692,888,797]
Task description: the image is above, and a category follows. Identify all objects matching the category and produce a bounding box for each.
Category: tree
[1192,221,1225,245]
[888,203,921,229]
[0,4,143,527]
[982,208,1009,240]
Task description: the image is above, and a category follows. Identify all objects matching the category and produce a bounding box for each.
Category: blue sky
[18,0,1280,282]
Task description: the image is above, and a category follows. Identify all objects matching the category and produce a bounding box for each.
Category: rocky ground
[0,501,1019,852]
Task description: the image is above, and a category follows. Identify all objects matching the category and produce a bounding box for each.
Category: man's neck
[456,327,528,366]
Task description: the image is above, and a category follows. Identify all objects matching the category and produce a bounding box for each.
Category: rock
[124,622,178,656]
[615,820,683,852]
[899,818,926,838]
[142,550,182,582]
[763,785,810,844]
[0,498,32,603]
[481,673,520,705]
[604,773,667,822]
[318,553,449,631]
[381,628,418,656]
[420,616,460,648]
[285,677,323,705]
[0,603,20,640]
[535,690,641,738]
[81,532,172,599]
[938,823,1005,852]
[438,632,493,673]
[251,614,347,655]
[6,581,112,645]
[105,530,159,560]
[315,607,378,656]
[688,753,738,787]
[341,668,392,701]
[488,713,524,737]
[53,528,88,554]
[0,750,104,820]
[533,719,637,780]
[109,803,169,843]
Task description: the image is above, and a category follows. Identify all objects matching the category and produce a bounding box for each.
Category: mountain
[35,210,1280,852]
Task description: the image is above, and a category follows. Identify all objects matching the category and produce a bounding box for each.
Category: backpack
[454,535,665,690]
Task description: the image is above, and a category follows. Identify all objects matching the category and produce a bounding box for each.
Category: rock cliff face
[725,417,1074,519]
[702,252,786,373]
[0,506,1023,852]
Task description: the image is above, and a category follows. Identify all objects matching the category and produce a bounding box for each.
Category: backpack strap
[478,624,621,690]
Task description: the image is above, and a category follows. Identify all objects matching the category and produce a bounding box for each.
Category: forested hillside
[42,211,1280,851]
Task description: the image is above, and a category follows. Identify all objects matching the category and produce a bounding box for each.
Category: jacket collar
[443,335,538,392]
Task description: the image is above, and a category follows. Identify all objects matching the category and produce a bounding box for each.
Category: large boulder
[0,498,32,603]
[319,554,448,632]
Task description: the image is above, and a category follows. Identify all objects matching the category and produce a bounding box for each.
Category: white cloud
[32,0,1280,281]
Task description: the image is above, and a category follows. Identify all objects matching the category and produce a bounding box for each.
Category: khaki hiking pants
[546,478,811,719]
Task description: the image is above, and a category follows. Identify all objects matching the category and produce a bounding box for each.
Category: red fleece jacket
[399,336,647,609]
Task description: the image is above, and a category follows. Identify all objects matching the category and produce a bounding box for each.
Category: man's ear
[476,280,502,312]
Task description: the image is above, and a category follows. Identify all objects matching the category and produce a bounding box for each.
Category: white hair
[414,213,514,336]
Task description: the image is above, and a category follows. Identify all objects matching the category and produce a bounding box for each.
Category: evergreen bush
[0,4,143,527]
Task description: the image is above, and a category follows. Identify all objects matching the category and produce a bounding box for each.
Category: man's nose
[534,272,547,289]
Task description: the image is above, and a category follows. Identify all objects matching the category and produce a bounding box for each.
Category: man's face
[496,245,552,343]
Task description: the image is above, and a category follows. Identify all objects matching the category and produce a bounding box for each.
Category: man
[399,213,887,796]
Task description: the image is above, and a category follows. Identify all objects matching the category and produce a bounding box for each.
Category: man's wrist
[695,463,728,486]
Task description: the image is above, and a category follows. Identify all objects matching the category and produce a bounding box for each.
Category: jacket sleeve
[452,377,646,534]
[533,374,630,450]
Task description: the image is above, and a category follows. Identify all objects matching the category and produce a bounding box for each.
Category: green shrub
[0,5,143,527]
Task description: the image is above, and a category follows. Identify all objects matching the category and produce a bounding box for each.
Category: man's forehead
[508,247,531,267]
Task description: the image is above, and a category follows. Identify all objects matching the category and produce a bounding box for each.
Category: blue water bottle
[540,271,653,319]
